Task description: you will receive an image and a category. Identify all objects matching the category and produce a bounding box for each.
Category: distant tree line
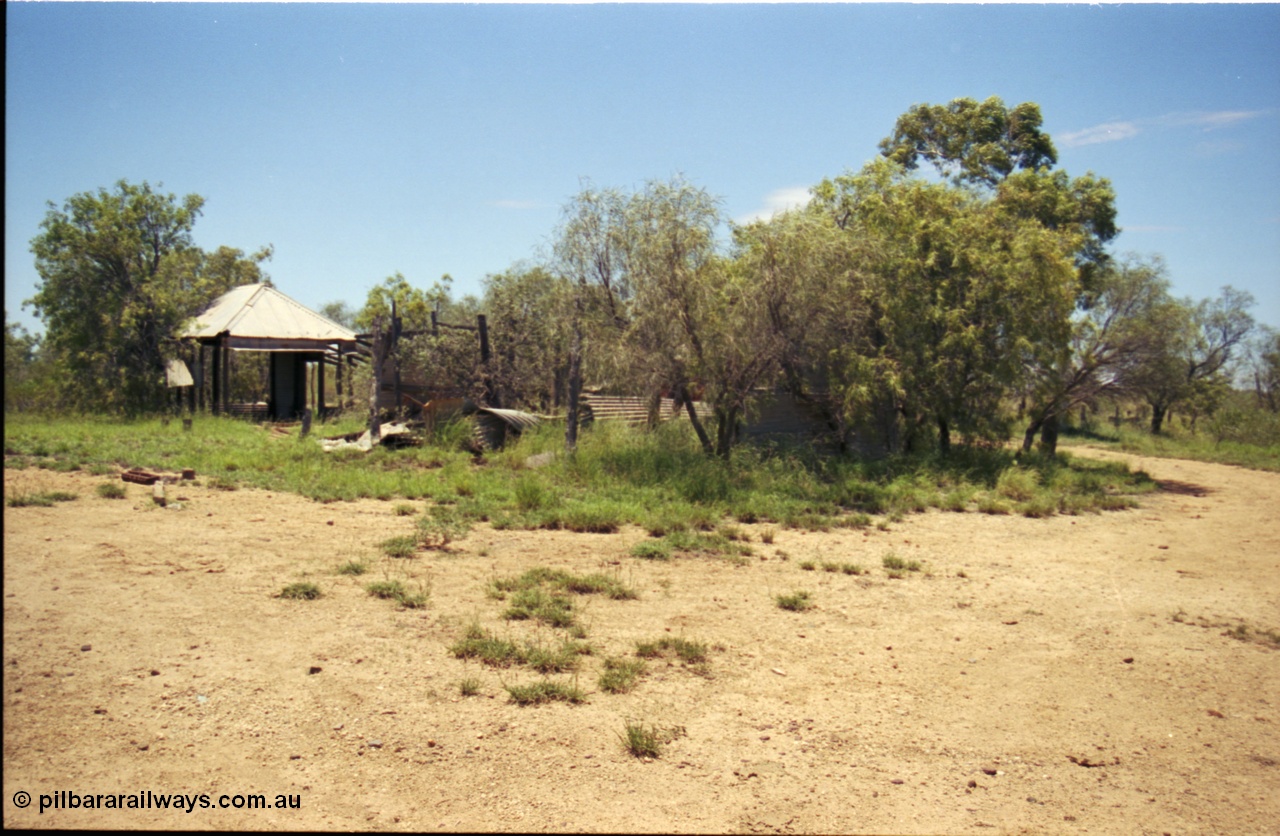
[14,99,1277,457]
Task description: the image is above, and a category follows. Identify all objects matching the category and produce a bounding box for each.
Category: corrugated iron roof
[181,284,358,343]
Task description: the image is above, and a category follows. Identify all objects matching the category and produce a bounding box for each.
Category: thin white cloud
[1058,121,1141,148]
[734,186,811,225]
[1060,109,1268,149]
[1165,109,1267,129]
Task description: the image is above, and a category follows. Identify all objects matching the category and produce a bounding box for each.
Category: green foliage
[26,181,272,414]
[336,561,368,576]
[878,96,1058,188]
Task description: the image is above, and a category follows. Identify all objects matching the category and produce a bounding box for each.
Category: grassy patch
[95,482,127,499]
[489,567,638,629]
[621,721,663,758]
[598,657,647,694]
[417,505,471,549]
[2,414,1159,534]
[378,535,418,559]
[459,677,483,697]
[7,490,78,507]
[504,679,587,706]
[775,590,813,612]
[279,582,322,600]
[635,636,709,664]
[882,551,922,578]
[630,540,673,561]
[449,624,523,667]
[336,560,368,576]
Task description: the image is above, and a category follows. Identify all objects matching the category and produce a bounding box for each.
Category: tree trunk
[1039,413,1059,456]
[564,320,583,454]
[368,316,384,444]
[937,415,951,457]
[1021,417,1043,454]
[678,385,714,456]
[714,406,739,460]
[1150,404,1167,435]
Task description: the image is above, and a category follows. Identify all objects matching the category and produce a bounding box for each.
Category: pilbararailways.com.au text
[34,790,300,814]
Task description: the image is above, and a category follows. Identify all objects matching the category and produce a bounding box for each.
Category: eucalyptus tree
[812,158,1081,454]
[1121,286,1255,434]
[551,182,630,452]
[1018,256,1172,453]
[28,180,272,413]
[481,265,573,411]
[878,96,1058,189]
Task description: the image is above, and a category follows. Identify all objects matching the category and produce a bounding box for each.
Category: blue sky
[7,3,1279,336]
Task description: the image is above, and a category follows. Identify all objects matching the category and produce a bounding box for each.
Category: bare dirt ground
[4,447,1279,834]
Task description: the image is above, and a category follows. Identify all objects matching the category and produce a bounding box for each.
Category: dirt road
[4,448,1278,833]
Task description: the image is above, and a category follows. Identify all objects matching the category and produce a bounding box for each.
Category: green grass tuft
[279,582,322,600]
[505,679,586,706]
[775,590,813,612]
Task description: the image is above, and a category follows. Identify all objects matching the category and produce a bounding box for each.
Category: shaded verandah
[178,284,362,421]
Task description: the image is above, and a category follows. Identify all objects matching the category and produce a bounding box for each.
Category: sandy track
[4,447,1278,833]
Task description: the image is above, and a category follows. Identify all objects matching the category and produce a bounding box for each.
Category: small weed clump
[760,526,777,544]
[365,579,430,609]
[459,677,483,697]
[96,482,127,499]
[379,535,418,559]
[882,552,922,578]
[450,624,523,667]
[621,721,663,758]
[798,560,816,571]
[504,586,576,628]
[635,636,709,665]
[337,560,368,576]
[776,590,814,612]
[598,657,647,694]
[505,679,586,706]
[279,582,322,600]
[417,505,471,549]
[392,503,417,517]
[630,540,672,561]
[489,567,638,628]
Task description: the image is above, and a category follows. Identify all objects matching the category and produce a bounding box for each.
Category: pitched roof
[181,284,358,350]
